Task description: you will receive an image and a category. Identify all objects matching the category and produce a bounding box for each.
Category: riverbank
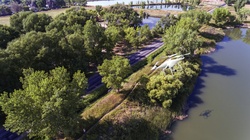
[170,28,250,140]
[81,24,226,139]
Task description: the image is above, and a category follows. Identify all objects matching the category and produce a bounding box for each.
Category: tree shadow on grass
[84,117,160,140]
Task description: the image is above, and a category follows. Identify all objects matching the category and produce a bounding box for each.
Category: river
[170,28,250,140]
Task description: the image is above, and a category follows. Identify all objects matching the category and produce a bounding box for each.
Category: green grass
[0,16,10,26]
[82,85,108,106]
[39,7,71,18]
[81,91,127,130]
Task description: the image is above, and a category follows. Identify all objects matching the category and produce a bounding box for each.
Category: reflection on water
[141,17,160,29]
[87,0,189,11]
[133,4,189,11]
[224,28,242,40]
[171,28,250,140]
[243,29,250,45]
[87,0,147,6]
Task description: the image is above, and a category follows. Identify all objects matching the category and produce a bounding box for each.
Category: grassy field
[0,16,10,26]
[0,8,70,26]
[0,6,92,26]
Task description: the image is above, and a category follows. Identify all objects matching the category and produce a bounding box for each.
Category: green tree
[238,8,250,21]
[124,27,140,48]
[146,73,183,108]
[46,7,93,31]
[151,14,178,37]
[104,26,122,57]
[212,8,233,27]
[0,67,87,138]
[36,0,46,9]
[179,9,212,25]
[10,11,32,33]
[243,29,250,45]
[224,28,242,40]
[163,17,201,54]
[83,20,106,64]
[95,5,103,15]
[146,59,201,108]
[0,25,19,49]
[141,1,146,9]
[98,56,132,92]
[6,31,54,70]
[23,13,52,32]
[234,0,247,13]
[58,27,88,72]
[103,4,142,28]
[138,25,152,44]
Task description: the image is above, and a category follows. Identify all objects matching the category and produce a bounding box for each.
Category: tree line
[0,0,87,16]
[0,4,154,139]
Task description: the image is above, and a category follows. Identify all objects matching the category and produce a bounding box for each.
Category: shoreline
[165,29,227,137]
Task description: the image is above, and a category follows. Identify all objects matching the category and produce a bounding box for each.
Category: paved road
[208,3,226,13]
[86,39,164,92]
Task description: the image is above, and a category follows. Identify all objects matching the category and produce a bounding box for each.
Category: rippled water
[171,28,250,140]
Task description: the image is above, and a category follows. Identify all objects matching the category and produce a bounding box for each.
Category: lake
[87,0,189,11]
[170,28,250,140]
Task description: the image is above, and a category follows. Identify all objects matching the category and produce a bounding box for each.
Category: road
[207,3,226,13]
[86,39,164,92]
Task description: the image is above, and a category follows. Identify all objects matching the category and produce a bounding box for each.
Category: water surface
[141,17,160,29]
[171,28,250,140]
[87,0,189,11]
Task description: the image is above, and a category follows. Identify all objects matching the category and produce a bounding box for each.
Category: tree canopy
[23,13,52,32]
[83,20,106,64]
[234,0,247,13]
[98,56,132,91]
[212,8,235,27]
[163,17,201,54]
[0,67,87,138]
[103,4,142,28]
[147,73,183,108]
[0,25,19,49]
[10,11,32,33]
[179,9,212,25]
[146,60,201,108]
